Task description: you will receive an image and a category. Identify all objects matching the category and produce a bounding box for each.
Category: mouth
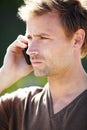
[31,60,43,67]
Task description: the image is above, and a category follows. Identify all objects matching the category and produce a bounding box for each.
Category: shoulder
[0,86,43,102]
[0,86,44,116]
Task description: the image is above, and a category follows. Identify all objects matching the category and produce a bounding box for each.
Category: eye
[40,36,49,40]
[27,35,32,40]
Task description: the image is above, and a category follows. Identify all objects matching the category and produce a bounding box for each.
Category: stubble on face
[26,12,74,78]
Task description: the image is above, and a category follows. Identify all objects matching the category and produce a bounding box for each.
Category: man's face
[26,12,74,77]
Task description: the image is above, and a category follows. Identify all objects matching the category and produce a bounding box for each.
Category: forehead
[26,12,64,35]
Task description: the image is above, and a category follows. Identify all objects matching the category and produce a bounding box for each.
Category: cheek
[48,45,73,66]
[41,41,73,65]
[43,49,58,67]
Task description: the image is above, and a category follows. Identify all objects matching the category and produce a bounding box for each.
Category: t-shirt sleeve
[0,86,43,130]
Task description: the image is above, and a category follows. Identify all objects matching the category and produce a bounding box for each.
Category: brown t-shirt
[0,85,87,130]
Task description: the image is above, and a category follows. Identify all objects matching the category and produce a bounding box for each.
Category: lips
[31,60,42,67]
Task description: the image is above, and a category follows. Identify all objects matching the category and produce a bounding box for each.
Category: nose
[26,40,39,57]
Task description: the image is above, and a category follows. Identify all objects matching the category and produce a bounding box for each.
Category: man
[0,0,87,130]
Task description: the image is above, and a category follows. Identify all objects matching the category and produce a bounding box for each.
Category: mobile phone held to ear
[22,48,31,65]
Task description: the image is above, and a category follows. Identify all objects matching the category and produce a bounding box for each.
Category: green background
[0,0,87,95]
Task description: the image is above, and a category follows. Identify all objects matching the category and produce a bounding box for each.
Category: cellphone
[22,48,31,65]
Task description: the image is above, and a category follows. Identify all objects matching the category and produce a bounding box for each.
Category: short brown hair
[18,0,87,58]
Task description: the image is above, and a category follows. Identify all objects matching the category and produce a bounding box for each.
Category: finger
[17,34,28,44]
[7,36,28,52]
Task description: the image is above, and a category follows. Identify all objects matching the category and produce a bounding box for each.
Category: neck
[47,64,87,98]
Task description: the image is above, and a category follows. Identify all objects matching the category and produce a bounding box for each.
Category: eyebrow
[25,33,50,38]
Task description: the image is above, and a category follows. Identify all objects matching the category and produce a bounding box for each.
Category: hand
[2,35,33,79]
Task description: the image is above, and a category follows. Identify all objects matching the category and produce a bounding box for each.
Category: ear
[73,29,85,49]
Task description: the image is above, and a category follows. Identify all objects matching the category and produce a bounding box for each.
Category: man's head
[18,0,87,58]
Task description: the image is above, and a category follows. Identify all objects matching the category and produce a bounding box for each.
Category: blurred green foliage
[1,72,47,95]
[0,0,87,95]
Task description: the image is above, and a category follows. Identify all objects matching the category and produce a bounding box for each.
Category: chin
[34,70,46,77]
